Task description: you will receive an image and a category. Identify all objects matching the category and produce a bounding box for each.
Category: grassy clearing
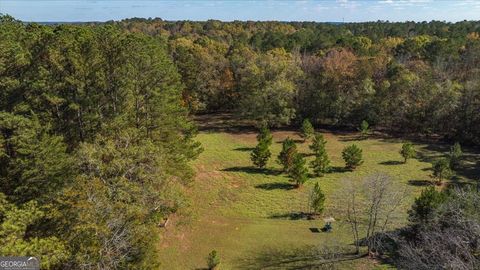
[158,115,480,270]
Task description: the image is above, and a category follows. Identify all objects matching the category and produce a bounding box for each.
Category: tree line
[116,18,480,145]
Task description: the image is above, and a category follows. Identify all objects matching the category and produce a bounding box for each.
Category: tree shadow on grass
[255,182,297,190]
[330,166,349,173]
[269,211,316,220]
[379,160,404,165]
[276,139,304,144]
[222,166,281,176]
[234,147,255,152]
[338,134,369,142]
[235,245,365,270]
[300,152,315,158]
[408,179,432,186]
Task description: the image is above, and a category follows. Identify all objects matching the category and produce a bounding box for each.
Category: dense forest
[1,14,480,269]
[116,18,480,144]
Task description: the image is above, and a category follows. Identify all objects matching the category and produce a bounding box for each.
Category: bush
[400,142,416,163]
[206,250,220,270]
[342,144,363,170]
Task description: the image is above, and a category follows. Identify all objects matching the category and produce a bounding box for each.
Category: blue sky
[1,0,480,22]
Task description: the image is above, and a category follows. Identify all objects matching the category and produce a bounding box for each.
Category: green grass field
[157,115,480,270]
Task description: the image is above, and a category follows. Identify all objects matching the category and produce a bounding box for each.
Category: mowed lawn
[158,116,480,270]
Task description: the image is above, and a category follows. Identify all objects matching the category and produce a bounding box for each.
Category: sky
[1,0,480,23]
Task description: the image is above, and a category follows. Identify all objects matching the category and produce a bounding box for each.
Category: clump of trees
[118,17,480,146]
[342,144,364,170]
[392,188,480,270]
[400,142,416,163]
[0,17,202,269]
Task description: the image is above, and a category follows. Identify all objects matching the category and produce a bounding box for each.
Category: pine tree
[309,133,330,176]
[359,120,370,138]
[400,142,416,163]
[432,158,452,185]
[408,187,447,224]
[449,142,462,169]
[288,153,309,187]
[277,137,297,172]
[310,182,326,215]
[300,119,314,141]
[342,144,364,170]
[257,125,273,146]
[251,140,271,169]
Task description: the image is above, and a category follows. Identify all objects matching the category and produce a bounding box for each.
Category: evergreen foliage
[449,142,463,169]
[310,182,326,215]
[300,119,314,141]
[432,158,452,184]
[277,137,297,173]
[288,153,309,187]
[206,250,220,270]
[408,186,447,224]
[342,144,364,170]
[309,133,330,176]
[251,134,272,169]
[400,142,416,163]
[359,120,370,138]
